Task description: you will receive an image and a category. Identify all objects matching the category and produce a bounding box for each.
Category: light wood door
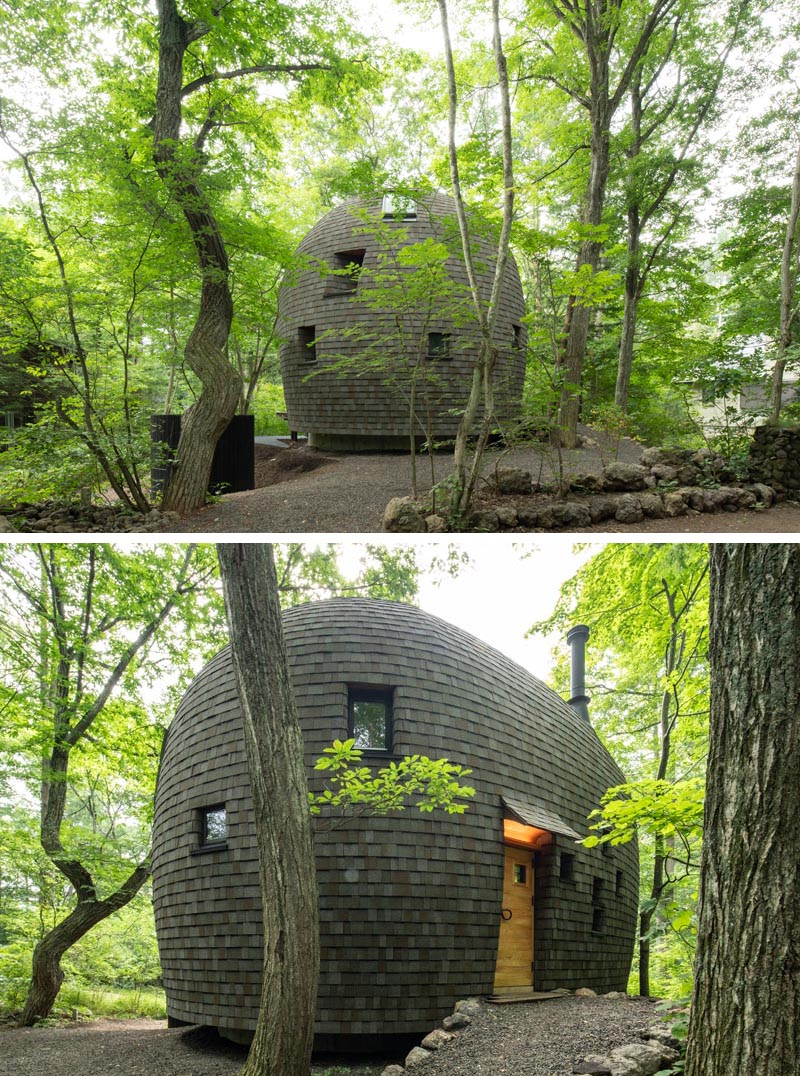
[493,846,534,989]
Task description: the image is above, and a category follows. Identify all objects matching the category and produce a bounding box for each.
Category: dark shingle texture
[152,599,637,1042]
[277,193,526,443]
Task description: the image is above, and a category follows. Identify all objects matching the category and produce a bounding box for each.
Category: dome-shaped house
[152,600,636,1052]
[277,192,527,449]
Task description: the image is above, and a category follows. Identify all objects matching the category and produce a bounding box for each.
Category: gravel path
[0,997,670,1076]
[156,434,800,534]
[414,996,667,1076]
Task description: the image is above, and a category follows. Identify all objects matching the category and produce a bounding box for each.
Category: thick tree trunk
[18,861,149,1026]
[217,545,319,1076]
[685,544,800,1076]
[153,0,242,515]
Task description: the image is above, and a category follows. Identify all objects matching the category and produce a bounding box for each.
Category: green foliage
[250,381,289,436]
[309,739,475,820]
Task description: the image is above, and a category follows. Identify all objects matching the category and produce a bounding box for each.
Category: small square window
[513,863,527,885]
[298,326,317,364]
[348,686,393,752]
[201,805,227,845]
[559,853,574,882]
[427,332,451,360]
[323,249,366,296]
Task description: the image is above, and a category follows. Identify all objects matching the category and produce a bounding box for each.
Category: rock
[518,504,553,528]
[382,1067,406,1076]
[603,991,628,999]
[383,497,428,533]
[614,494,644,524]
[551,501,592,528]
[421,1028,454,1050]
[495,505,519,529]
[570,472,604,494]
[644,1040,681,1063]
[405,1045,432,1067]
[442,1011,471,1030]
[700,488,729,512]
[639,493,665,518]
[455,997,482,1015]
[588,496,619,523]
[644,1025,682,1050]
[495,466,532,494]
[470,509,500,532]
[602,462,649,490]
[575,987,597,997]
[0,515,15,532]
[609,1043,665,1076]
[425,514,446,532]
[662,491,687,516]
[748,482,775,507]
[574,1058,613,1076]
[551,988,572,995]
[676,465,700,485]
[650,463,679,484]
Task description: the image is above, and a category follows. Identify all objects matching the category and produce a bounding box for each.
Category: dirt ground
[0,996,670,1076]
[0,1019,386,1076]
[159,437,800,534]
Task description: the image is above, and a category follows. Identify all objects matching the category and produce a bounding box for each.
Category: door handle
[501,908,513,920]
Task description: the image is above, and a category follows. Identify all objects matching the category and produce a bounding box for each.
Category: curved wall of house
[277,192,527,449]
[152,599,636,1047]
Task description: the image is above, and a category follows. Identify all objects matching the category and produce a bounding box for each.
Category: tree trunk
[153,0,242,515]
[615,258,640,413]
[217,544,319,1076]
[771,130,800,421]
[18,861,149,1026]
[556,65,612,448]
[684,544,800,1076]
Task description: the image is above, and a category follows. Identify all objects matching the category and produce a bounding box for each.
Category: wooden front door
[493,845,534,989]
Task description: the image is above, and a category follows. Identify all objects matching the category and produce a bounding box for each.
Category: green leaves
[309,738,475,820]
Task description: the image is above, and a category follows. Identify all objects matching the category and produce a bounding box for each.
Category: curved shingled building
[152,599,637,1052]
[277,192,527,449]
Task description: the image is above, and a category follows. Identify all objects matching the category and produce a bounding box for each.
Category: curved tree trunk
[685,544,800,1076]
[152,0,242,515]
[18,861,149,1026]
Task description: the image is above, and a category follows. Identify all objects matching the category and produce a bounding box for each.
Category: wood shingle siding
[152,599,637,1049]
[277,193,526,449]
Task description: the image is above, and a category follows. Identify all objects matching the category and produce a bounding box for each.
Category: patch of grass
[56,982,167,1020]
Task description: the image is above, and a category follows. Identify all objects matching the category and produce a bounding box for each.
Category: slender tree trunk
[19,862,150,1026]
[556,71,612,448]
[771,131,800,421]
[684,544,800,1076]
[217,544,319,1076]
[615,245,641,413]
[153,0,242,514]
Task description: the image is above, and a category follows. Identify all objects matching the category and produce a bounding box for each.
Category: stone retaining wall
[748,425,800,491]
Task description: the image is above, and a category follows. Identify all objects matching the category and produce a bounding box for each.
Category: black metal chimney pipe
[566,624,591,722]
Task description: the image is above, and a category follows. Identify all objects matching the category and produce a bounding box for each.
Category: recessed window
[200,805,227,846]
[615,869,624,896]
[427,332,451,360]
[592,876,604,903]
[298,326,317,364]
[382,192,417,220]
[559,853,574,882]
[512,325,524,349]
[513,863,527,885]
[591,906,605,934]
[323,249,366,296]
[348,686,393,752]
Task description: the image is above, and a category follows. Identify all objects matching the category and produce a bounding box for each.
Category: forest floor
[0,996,672,1076]
[159,432,800,534]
